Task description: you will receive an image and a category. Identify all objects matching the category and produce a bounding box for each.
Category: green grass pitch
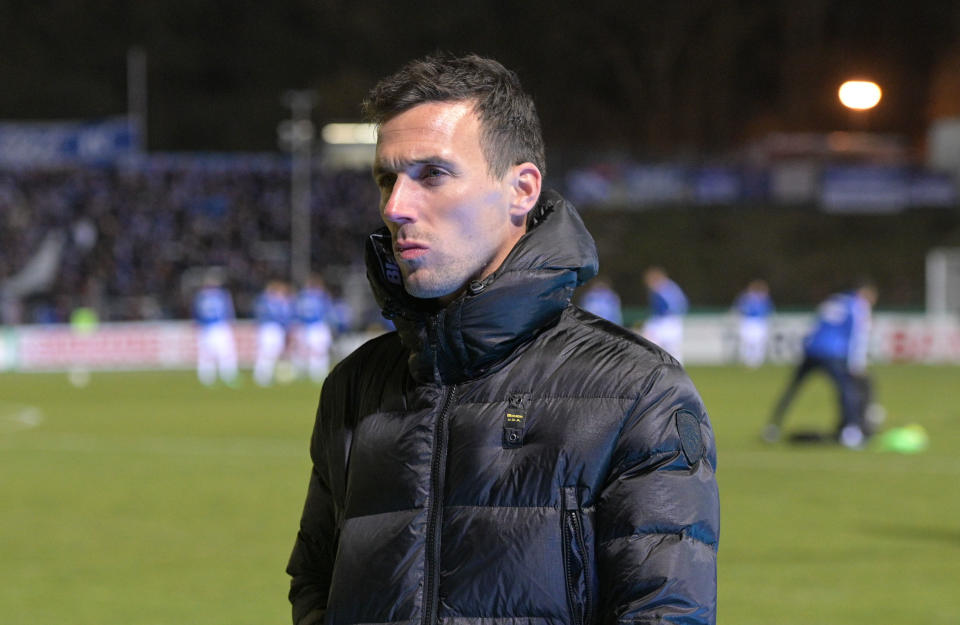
[1,364,958,625]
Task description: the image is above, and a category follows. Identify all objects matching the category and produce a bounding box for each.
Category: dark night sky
[2,0,959,161]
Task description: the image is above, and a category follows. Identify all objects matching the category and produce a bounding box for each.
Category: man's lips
[394,241,428,260]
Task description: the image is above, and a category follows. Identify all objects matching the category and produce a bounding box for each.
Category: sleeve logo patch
[675,409,704,465]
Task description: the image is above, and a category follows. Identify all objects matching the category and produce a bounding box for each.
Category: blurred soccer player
[733,279,774,367]
[764,281,878,448]
[253,280,294,386]
[641,266,689,362]
[294,274,334,383]
[193,276,239,387]
[580,276,623,325]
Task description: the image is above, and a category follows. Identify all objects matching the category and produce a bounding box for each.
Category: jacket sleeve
[595,362,720,625]
[286,381,342,625]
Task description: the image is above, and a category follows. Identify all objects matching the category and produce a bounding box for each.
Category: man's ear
[507,162,542,220]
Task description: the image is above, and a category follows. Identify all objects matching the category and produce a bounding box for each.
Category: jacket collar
[365,189,599,384]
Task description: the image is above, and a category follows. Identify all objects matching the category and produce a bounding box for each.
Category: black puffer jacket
[287,190,720,625]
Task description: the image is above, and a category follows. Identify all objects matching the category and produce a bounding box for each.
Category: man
[287,54,719,625]
[764,281,878,448]
[294,275,334,383]
[733,279,774,368]
[192,275,238,387]
[579,276,623,325]
[253,280,294,386]
[641,266,689,362]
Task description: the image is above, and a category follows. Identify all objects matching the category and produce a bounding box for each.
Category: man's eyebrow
[373,156,458,177]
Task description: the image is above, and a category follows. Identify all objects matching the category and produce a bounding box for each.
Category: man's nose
[382,177,416,224]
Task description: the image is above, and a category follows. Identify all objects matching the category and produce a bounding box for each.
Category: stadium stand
[0,160,380,324]
[2,153,960,326]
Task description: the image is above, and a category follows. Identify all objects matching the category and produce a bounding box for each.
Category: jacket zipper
[563,488,591,625]
[423,384,457,625]
[561,521,580,625]
[569,509,591,625]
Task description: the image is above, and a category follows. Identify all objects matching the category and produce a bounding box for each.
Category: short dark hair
[362,53,546,178]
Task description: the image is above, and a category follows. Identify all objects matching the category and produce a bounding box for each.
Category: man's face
[373,101,520,302]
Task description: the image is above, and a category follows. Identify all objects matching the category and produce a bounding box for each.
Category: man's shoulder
[329,330,404,378]
[562,306,679,366]
[508,306,686,402]
[318,330,407,413]
[485,307,706,432]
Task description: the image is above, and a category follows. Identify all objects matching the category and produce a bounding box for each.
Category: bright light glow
[321,123,378,145]
[838,80,882,111]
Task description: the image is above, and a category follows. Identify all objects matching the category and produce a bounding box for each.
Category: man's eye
[421,167,447,182]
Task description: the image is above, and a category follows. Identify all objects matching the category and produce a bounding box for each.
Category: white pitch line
[721,449,960,475]
[0,402,44,433]
[0,431,305,459]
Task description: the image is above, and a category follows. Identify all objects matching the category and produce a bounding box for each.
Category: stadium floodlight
[321,123,377,145]
[838,80,882,111]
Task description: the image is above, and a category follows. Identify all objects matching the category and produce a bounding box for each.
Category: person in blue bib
[733,279,774,368]
[764,281,878,448]
[641,266,689,362]
[193,275,239,387]
[579,276,623,325]
[294,274,334,383]
[253,280,294,386]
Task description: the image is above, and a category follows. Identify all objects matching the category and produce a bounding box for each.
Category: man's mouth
[394,240,429,261]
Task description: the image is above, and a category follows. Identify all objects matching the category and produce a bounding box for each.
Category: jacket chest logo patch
[503,392,530,449]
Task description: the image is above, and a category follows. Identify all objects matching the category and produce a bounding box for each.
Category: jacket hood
[365,189,599,384]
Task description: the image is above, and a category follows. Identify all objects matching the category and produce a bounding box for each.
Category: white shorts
[642,316,684,362]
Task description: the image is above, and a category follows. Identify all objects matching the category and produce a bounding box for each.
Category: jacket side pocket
[561,485,592,625]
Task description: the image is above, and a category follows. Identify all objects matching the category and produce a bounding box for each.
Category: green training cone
[873,424,929,454]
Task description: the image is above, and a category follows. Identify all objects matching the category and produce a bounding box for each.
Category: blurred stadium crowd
[0,160,380,324]
[2,145,959,327]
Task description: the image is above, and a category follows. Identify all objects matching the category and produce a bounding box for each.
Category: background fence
[3,313,959,373]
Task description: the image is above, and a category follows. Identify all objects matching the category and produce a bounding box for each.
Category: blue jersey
[804,292,872,370]
[329,299,353,334]
[581,285,623,325]
[649,279,688,318]
[255,292,294,327]
[296,288,332,325]
[735,291,774,319]
[194,287,234,326]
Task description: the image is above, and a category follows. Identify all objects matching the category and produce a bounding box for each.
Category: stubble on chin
[399,259,466,300]
[397,262,432,299]
[401,272,445,300]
